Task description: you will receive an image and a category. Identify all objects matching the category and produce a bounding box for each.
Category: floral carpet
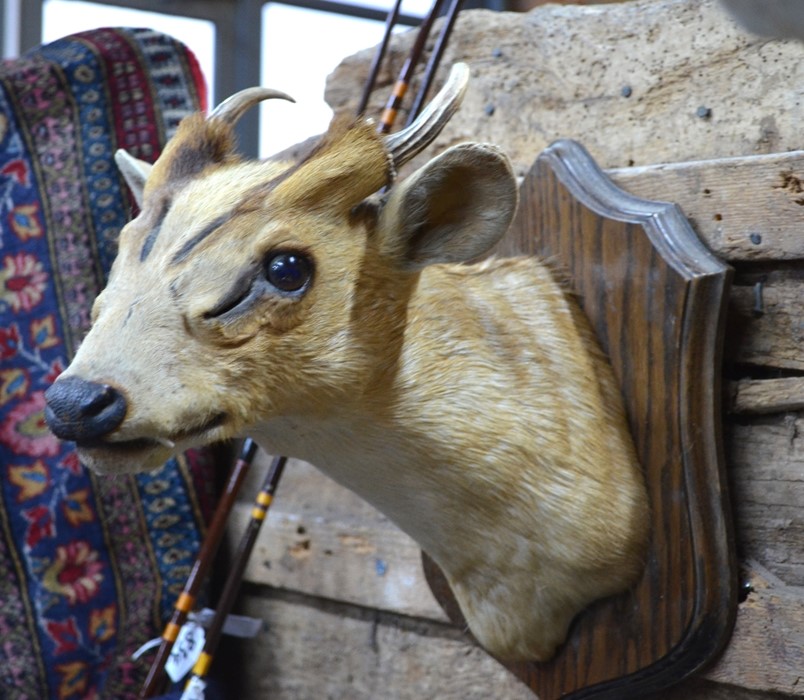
[0,28,219,699]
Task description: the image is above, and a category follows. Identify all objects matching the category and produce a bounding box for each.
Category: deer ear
[379,143,518,270]
[114,149,153,207]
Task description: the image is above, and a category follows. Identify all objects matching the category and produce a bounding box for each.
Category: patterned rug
[0,28,220,699]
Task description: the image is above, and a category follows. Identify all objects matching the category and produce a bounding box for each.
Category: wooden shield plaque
[423,139,738,699]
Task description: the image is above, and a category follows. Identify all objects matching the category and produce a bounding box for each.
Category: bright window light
[260,3,399,157]
[259,0,433,157]
[40,0,436,158]
[41,0,215,101]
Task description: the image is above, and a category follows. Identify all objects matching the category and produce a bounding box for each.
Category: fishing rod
[139,439,259,698]
[357,0,404,116]
[406,0,466,125]
[180,455,288,700]
[377,0,450,133]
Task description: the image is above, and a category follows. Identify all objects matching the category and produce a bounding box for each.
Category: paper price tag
[180,675,208,700]
[165,621,205,682]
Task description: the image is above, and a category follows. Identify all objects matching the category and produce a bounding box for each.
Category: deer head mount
[45,64,648,663]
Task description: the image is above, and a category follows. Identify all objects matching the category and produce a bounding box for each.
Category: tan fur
[50,89,648,662]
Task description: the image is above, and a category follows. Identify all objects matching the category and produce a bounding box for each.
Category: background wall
[223,0,802,696]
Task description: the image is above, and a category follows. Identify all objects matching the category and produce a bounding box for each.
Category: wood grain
[235,423,803,696]
[730,377,804,415]
[726,278,804,372]
[228,458,445,621]
[727,417,804,588]
[225,582,800,700]
[705,563,804,695]
[608,151,804,262]
[425,139,737,699]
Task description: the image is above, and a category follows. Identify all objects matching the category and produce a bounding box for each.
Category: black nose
[44,376,127,444]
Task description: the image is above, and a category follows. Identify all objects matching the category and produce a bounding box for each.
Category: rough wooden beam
[608,151,804,262]
[730,377,804,414]
[727,278,804,372]
[222,572,802,699]
[224,590,534,700]
[726,417,804,588]
[229,457,446,622]
[705,563,804,695]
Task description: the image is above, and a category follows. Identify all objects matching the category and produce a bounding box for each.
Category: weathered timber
[229,458,445,621]
[328,0,804,179]
[223,583,803,700]
[730,377,804,415]
[726,278,804,372]
[705,563,804,696]
[726,417,804,588]
[223,590,534,700]
[608,151,804,262]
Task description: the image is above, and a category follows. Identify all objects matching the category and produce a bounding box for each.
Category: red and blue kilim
[0,28,217,699]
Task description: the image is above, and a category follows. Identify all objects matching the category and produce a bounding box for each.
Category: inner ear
[381,144,518,270]
[115,149,152,207]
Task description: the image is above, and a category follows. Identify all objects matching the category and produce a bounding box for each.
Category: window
[3,0,435,157]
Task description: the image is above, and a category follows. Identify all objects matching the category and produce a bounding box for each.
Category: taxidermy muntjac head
[45,64,648,663]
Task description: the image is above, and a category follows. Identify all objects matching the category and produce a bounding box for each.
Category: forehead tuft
[268,119,392,214]
[149,113,240,192]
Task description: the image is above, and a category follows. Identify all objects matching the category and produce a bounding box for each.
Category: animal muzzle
[44,376,128,444]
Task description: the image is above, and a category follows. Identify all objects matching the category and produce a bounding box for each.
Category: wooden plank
[730,377,804,415]
[705,563,804,696]
[222,587,801,700]
[608,151,804,262]
[231,455,446,622]
[219,579,802,699]
[726,418,804,588]
[223,590,535,700]
[727,278,804,372]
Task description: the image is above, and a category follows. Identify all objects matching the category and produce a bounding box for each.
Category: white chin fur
[76,444,172,475]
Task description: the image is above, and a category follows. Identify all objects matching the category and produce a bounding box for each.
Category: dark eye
[264,252,312,293]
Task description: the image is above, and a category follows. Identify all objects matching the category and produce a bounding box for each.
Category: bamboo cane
[405,0,466,125]
[357,0,404,116]
[139,439,258,698]
[180,456,288,699]
[377,0,449,134]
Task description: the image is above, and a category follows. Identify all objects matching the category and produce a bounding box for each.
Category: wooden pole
[377,0,448,134]
[139,439,258,698]
[357,0,404,116]
[181,456,288,697]
[405,0,466,125]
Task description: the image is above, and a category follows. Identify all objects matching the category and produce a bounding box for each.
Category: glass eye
[264,252,312,293]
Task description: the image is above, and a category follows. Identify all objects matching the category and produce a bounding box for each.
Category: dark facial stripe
[165,154,317,267]
[170,213,232,265]
[140,203,170,262]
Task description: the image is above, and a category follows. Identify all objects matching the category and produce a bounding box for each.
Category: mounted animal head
[45,64,649,664]
[44,64,518,475]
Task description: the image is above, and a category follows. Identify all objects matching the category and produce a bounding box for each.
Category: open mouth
[76,412,227,452]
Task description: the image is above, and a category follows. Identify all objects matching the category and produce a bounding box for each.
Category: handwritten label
[180,675,208,700]
[165,621,205,682]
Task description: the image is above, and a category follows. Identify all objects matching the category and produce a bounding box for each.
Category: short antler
[208,87,295,125]
[384,62,469,168]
